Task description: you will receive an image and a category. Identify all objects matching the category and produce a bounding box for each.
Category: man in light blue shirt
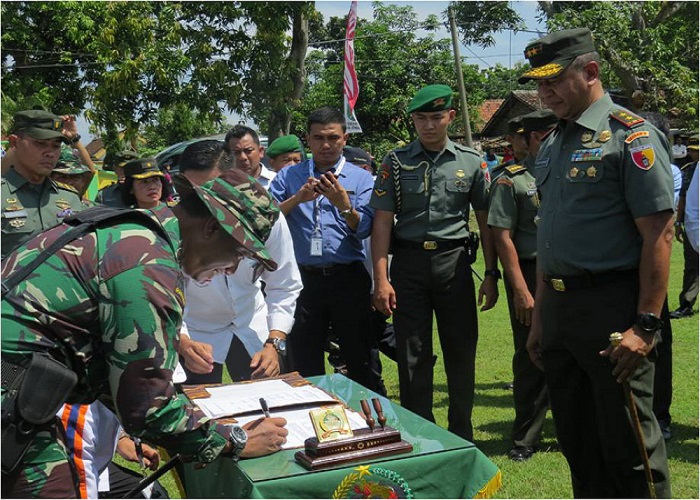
[269,107,378,391]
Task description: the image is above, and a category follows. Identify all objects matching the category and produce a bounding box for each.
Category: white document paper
[192,379,339,419]
[236,407,369,449]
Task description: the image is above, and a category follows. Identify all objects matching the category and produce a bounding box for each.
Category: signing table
[178,374,501,498]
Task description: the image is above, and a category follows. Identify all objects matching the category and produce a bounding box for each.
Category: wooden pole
[448,6,473,147]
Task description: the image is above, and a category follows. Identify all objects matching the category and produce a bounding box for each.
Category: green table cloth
[178,374,501,498]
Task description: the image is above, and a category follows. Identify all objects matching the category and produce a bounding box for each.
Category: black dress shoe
[503,382,514,390]
[509,446,535,462]
[670,306,694,319]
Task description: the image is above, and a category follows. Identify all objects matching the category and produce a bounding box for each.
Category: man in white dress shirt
[178,138,302,382]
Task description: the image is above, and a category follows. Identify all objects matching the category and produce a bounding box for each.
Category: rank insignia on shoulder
[610,109,644,128]
[625,130,650,144]
[505,165,526,176]
[374,188,387,197]
[630,144,656,170]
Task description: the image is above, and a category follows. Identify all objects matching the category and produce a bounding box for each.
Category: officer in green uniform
[370,84,499,441]
[491,115,529,182]
[95,150,139,207]
[521,28,673,497]
[1,168,288,497]
[488,109,557,461]
[1,110,84,259]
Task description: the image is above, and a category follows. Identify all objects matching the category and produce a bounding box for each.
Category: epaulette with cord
[1,206,171,300]
[389,151,402,214]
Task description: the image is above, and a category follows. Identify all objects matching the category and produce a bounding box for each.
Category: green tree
[297,2,489,157]
[538,1,699,127]
[140,104,227,155]
[449,1,525,47]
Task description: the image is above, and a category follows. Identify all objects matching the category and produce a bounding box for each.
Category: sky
[77,1,545,143]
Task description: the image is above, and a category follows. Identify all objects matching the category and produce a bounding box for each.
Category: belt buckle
[423,241,438,250]
[551,278,566,292]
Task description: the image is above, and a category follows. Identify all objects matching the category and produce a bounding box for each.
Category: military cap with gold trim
[507,116,525,135]
[407,84,453,113]
[266,135,304,159]
[522,109,558,134]
[103,150,139,171]
[519,28,596,84]
[688,135,699,151]
[123,158,163,179]
[12,110,66,141]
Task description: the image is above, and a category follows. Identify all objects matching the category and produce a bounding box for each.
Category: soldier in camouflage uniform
[95,150,139,208]
[50,153,96,205]
[487,109,557,462]
[1,110,84,259]
[1,168,289,498]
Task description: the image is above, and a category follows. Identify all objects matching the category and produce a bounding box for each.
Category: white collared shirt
[181,213,302,361]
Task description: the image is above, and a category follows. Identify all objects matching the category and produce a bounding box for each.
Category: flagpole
[344,0,363,134]
[448,5,473,147]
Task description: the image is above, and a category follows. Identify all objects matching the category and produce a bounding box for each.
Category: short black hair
[180,140,234,173]
[307,107,346,133]
[224,125,260,147]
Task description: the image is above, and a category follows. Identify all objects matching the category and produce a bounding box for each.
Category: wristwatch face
[638,313,662,332]
[230,424,248,446]
[267,338,286,352]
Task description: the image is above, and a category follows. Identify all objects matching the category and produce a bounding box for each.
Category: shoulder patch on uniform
[55,181,79,193]
[505,164,526,176]
[625,130,650,144]
[610,109,644,128]
[496,176,514,186]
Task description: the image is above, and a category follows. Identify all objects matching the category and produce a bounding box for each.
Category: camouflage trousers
[2,418,79,499]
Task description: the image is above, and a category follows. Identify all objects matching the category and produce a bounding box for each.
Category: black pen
[259,397,271,418]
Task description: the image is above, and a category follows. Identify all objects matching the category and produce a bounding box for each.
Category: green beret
[507,116,525,135]
[173,169,280,272]
[12,110,66,141]
[266,135,303,159]
[407,84,453,113]
[522,109,559,135]
[123,158,163,179]
[519,28,596,83]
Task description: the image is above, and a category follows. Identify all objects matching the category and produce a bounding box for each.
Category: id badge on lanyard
[308,157,346,257]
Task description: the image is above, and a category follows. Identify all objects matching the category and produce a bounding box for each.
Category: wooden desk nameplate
[294,427,413,470]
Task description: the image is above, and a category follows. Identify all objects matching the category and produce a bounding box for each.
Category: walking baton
[122,453,181,499]
[609,333,657,499]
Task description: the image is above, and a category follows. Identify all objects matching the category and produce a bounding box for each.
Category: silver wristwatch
[228,424,248,461]
[265,337,287,353]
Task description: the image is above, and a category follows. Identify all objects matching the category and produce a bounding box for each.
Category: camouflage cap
[407,84,453,113]
[12,110,66,141]
[519,28,596,83]
[53,159,91,175]
[507,116,525,135]
[103,150,139,171]
[522,109,558,135]
[266,135,303,158]
[173,169,280,271]
[124,158,163,179]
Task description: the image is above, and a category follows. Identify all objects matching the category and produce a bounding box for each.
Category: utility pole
[448,5,473,147]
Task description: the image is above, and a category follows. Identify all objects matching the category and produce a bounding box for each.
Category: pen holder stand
[294,427,413,470]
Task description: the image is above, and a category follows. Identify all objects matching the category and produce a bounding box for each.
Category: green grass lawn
[147,239,698,498]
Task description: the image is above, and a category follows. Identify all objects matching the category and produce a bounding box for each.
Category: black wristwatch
[69,134,81,145]
[265,337,287,353]
[484,269,502,280]
[227,424,248,461]
[636,313,663,334]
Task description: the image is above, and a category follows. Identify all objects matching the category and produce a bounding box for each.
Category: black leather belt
[543,269,638,292]
[298,262,361,276]
[393,239,466,251]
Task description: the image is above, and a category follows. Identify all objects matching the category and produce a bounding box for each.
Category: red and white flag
[343,0,362,133]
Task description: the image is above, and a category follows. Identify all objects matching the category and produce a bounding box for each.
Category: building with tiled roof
[480,90,545,138]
